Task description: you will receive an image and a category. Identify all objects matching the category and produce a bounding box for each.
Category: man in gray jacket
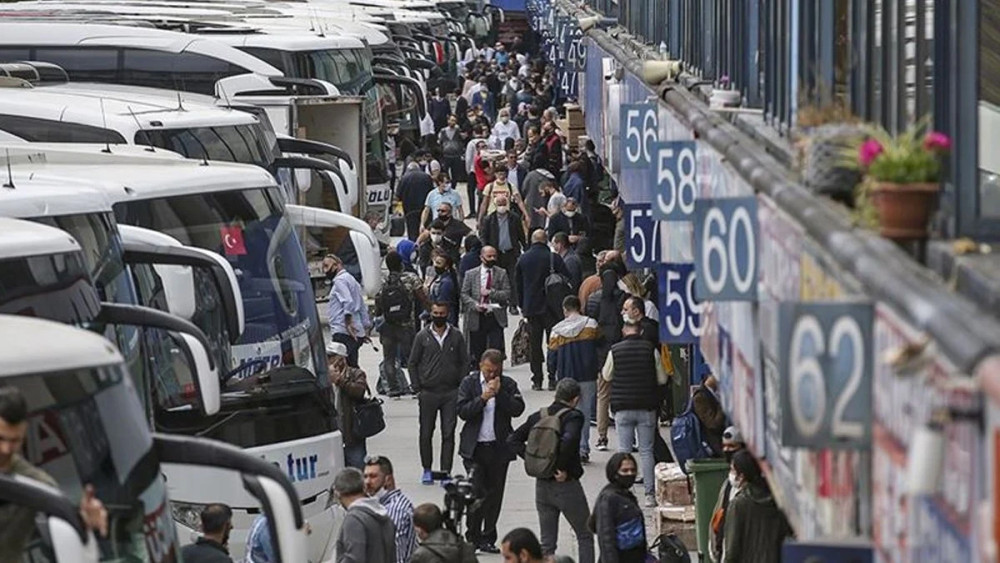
[408,302,470,484]
[334,467,396,563]
[460,245,510,368]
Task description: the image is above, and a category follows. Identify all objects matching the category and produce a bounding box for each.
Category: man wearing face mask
[621,296,659,347]
[439,114,467,190]
[333,467,397,563]
[480,194,528,316]
[417,203,469,267]
[180,504,234,563]
[363,456,416,563]
[491,107,521,149]
[709,427,746,563]
[324,253,371,369]
[545,197,590,246]
[422,174,465,231]
[408,303,469,484]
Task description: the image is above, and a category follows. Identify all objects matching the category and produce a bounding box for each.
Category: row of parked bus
[0,1,498,561]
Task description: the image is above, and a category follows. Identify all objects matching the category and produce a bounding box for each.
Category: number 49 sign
[778,302,874,448]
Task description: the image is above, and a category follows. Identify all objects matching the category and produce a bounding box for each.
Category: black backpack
[544,253,572,321]
[379,273,413,324]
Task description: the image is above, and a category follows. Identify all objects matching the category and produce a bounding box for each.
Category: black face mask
[431,316,448,327]
[482,259,496,268]
[435,265,447,274]
[724,450,736,463]
[325,267,338,280]
[614,473,636,489]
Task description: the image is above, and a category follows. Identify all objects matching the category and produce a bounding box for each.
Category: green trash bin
[687,458,730,557]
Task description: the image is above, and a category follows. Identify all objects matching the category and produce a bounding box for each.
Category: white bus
[0,311,308,562]
[0,144,374,560]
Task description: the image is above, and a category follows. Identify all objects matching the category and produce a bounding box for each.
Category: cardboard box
[657,504,697,550]
[655,462,693,506]
[564,103,584,130]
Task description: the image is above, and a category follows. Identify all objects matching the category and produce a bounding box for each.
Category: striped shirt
[379,488,416,563]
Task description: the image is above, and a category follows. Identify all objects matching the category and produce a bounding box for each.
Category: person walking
[515,230,570,391]
[521,168,556,232]
[327,342,371,469]
[551,232,582,294]
[591,453,646,563]
[546,197,590,247]
[491,107,521,148]
[324,253,371,368]
[422,173,465,230]
[479,194,528,316]
[333,467,397,563]
[363,456,416,563]
[461,245,511,366]
[181,504,234,563]
[479,166,531,226]
[500,528,547,563]
[621,296,659,347]
[458,234,484,288]
[411,503,478,563]
[456,349,526,553]
[376,251,426,397]
[588,256,627,451]
[601,322,670,507]
[508,379,595,563]
[408,302,469,484]
[439,115,468,190]
[425,251,461,327]
[721,451,793,563]
[709,427,747,563]
[548,296,600,462]
[397,162,436,241]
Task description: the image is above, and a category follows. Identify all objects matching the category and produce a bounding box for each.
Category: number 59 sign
[658,263,703,343]
[778,302,873,448]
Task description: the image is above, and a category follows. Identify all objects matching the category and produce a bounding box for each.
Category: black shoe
[580,452,590,464]
[477,543,500,554]
[465,213,476,219]
[547,380,556,391]
[531,383,542,391]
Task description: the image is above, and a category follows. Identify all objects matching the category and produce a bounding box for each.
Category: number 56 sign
[778,302,874,448]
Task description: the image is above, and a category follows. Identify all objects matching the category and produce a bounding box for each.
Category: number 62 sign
[778,302,873,448]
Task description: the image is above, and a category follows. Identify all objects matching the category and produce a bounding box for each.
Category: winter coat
[548,313,600,382]
[411,529,478,563]
[336,497,397,563]
[407,324,468,393]
[592,484,647,563]
[515,242,569,318]
[333,366,369,446]
[722,483,793,563]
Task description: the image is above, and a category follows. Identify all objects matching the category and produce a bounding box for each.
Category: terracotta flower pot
[870,181,941,240]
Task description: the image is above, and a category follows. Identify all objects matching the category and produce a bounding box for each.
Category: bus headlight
[170,500,207,531]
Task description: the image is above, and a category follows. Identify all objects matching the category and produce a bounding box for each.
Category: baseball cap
[722,426,744,445]
[326,342,348,357]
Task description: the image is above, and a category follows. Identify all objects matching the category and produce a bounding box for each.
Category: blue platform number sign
[556,16,569,60]
[564,23,585,71]
[693,197,758,300]
[651,141,697,221]
[624,203,660,268]
[778,302,874,449]
[619,103,658,169]
[658,263,703,344]
[557,61,578,98]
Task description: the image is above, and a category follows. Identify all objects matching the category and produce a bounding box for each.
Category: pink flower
[859,139,884,167]
[923,131,951,152]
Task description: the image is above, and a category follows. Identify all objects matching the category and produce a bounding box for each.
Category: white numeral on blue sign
[620,104,658,168]
[659,264,702,343]
[624,203,660,268]
[694,197,758,300]
[652,141,697,220]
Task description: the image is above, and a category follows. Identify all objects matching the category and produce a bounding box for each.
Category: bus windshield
[0,251,101,324]
[112,187,330,388]
[134,122,281,170]
[13,364,179,562]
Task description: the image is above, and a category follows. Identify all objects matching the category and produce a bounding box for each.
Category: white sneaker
[644,494,657,508]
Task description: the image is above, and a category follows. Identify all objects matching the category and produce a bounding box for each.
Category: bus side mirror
[173,332,221,416]
[0,474,99,563]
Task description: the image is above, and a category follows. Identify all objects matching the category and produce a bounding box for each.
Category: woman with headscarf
[721,451,793,563]
[590,453,647,563]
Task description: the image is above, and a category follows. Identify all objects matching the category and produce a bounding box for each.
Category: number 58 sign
[778,302,873,448]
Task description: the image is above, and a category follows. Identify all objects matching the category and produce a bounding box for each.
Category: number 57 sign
[778,302,874,448]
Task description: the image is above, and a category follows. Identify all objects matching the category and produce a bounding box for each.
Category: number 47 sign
[778,302,874,448]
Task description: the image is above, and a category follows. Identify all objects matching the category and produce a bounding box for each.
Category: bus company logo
[261,452,321,483]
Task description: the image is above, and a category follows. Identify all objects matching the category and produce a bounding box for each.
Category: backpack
[523,407,571,478]
[379,273,413,324]
[651,533,691,563]
[544,253,572,321]
[669,389,715,474]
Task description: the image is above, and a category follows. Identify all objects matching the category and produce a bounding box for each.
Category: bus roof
[0,173,114,217]
[0,314,124,376]
[0,217,82,260]
[0,143,278,202]
[0,22,282,74]
[0,84,259,138]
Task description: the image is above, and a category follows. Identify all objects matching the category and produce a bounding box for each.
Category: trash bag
[511,318,531,366]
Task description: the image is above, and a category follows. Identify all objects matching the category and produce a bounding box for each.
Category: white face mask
[431,234,443,244]
[728,471,740,488]
[496,205,509,214]
[501,117,510,123]
[622,312,638,325]
[564,210,577,217]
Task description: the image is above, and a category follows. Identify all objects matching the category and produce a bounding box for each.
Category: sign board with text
[658,263,703,343]
[693,197,759,301]
[623,203,661,268]
[651,140,698,221]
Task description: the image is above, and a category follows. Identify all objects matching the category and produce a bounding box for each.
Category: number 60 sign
[777,302,874,449]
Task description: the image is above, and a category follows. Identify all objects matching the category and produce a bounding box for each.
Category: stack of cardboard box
[558,103,587,149]
[654,462,698,550]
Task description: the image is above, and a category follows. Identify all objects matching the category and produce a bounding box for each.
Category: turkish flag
[220,225,247,256]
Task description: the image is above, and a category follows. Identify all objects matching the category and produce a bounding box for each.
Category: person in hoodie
[333,467,396,563]
[722,451,793,563]
[548,296,600,463]
[411,503,478,563]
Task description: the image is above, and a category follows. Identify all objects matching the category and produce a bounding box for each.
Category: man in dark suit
[479,196,527,315]
[515,230,570,390]
[396,162,435,241]
[456,349,526,554]
[460,246,511,368]
[545,197,591,246]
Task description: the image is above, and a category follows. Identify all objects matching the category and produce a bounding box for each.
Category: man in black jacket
[397,162,436,241]
[408,302,470,484]
[180,504,234,563]
[456,349,526,554]
[622,295,659,347]
[480,199,527,315]
[508,379,595,563]
[515,230,570,390]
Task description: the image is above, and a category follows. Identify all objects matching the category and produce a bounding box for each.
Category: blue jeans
[577,381,597,455]
[614,409,657,497]
[344,440,367,470]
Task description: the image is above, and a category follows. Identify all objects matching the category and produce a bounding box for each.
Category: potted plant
[852,120,951,240]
